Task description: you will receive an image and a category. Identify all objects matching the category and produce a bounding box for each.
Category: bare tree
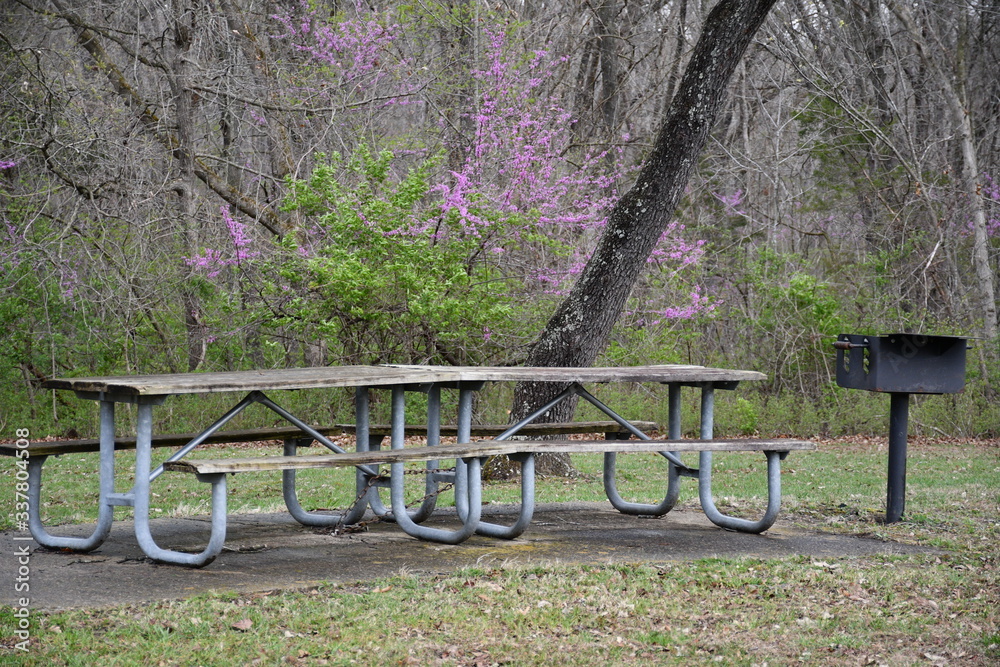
[890,1,997,341]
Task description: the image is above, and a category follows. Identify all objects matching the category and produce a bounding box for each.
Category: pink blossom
[714,189,747,217]
[630,286,719,326]
[272,2,400,86]
[185,206,260,276]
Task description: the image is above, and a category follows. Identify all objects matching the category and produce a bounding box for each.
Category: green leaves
[272,145,519,364]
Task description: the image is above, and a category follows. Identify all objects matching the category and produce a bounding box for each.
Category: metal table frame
[31,365,767,565]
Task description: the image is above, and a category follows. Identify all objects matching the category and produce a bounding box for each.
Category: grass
[1,435,998,665]
[3,555,996,666]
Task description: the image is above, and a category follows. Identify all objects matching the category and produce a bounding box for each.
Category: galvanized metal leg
[469,453,536,539]
[353,387,386,518]
[886,392,910,523]
[444,383,535,538]
[698,450,783,534]
[700,383,714,440]
[390,456,482,544]
[132,401,228,567]
[603,451,681,516]
[370,385,442,523]
[26,400,116,551]
[453,386,476,522]
[369,386,442,523]
[359,438,392,518]
[695,383,782,532]
[282,437,367,526]
[667,383,682,441]
[604,382,681,516]
[397,383,444,523]
[418,384,444,518]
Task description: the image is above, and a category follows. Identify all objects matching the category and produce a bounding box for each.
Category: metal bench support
[386,387,484,543]
[132,402,229,566]
[26,401,117,552]
[698,449,784,533]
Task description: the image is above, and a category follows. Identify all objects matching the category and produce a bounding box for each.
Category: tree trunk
[496,0,778,478]
[595,0,622,133]
[168,1,206,372]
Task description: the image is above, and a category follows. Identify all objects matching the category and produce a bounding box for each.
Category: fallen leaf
[232,618,253,632]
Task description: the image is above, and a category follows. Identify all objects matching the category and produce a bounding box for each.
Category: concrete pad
[1,503,934,611]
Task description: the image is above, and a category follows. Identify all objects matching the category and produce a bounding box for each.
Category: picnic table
[11,364,813,567]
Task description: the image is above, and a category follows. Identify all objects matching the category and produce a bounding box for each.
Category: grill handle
[833,340,869,350]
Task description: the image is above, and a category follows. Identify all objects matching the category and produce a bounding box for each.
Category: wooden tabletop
[385,364,766,384]
[41,364,766,397]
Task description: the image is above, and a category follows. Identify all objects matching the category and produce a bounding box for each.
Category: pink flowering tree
[439,28,712,329]
[186,206,260,279]
[268,3,415,145]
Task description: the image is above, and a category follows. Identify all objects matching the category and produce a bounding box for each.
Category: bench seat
[1,420,655,458]
[160,436,815,564]
[0,426,345,457]
[163,438,813,475]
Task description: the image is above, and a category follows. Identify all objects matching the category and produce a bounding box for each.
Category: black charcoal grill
[834,333,968,522]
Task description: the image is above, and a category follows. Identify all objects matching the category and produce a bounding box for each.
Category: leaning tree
[499,0,779,477]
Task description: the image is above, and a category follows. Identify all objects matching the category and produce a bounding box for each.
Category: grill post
[886,392,910,523]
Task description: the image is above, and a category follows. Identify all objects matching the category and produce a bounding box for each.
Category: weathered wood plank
[471,438,816,454]
[164,438,816,475]
[0,420,656,457]
[40,366,440,396]
[0,426,345,457]
[338,420,658,437]
[384,364,767,384]
[42,364,766,396]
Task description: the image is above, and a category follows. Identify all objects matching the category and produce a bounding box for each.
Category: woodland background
[1,0,998,438]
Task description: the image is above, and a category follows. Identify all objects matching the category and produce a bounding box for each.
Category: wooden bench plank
[163,438,816,475]
[383,364,767,384]
[338,420,658,437]
[0,420,655,458]
[0,426,345,457]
